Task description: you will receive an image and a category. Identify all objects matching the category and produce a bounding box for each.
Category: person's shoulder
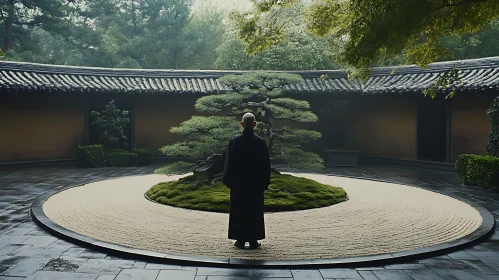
[253,134,266,143]
[231,134,244,142]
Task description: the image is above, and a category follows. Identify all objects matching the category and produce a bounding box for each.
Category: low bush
[455,154,473,181]
[131,149,157,165]
[456,154,499,191]
[78,145,105,168]
[146,173,348,213]
[105,149,138,167]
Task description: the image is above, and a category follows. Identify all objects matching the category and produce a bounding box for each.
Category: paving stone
[463,254,498,273]
[20,236,58,247]
[131,261,147,269]
[114,269,160,280]
[448,269,499,280]
[0,256,29,274]
[357,271,379,280]
[196,267,292,278]
[2,257,51,277]
[75,259,136,274]
[13,244,71,258]
[24,271,99,280]
[12,222,37,229]
[372,270,414,280]
[2,227,34,236]
[194,277,291,280]
[355,267,385,271]
[0,245,31,256]
[447,251,479,260]
[156,269,198,280]
[24,229,48,236]
[61,247,86,258]
[319,269,362,279]
[417,259,474,269]
[430,269,460,280]
[96,275,118,280]
[0,236,31,244]
[41,257,87,272]
[291,269,323,279]
[432,255,452,260]
[462,260,499,274]
[405,269,445,280]
[78,250,107,259]
[144,263,195,270]
[384,264,427,270]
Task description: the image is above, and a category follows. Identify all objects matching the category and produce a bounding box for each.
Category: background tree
[159,72,323,182]
[233,0,499,78]
[215,2,340,70]
[180,2,227,69]
[486,97,499,157]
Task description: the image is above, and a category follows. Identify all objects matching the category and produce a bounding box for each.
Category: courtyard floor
[0,162,498,279]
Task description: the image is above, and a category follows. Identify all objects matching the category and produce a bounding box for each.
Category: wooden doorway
[417,97,450,162]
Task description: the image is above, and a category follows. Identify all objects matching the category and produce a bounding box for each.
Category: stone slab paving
[0,162,498,279]
[42,173,482,260]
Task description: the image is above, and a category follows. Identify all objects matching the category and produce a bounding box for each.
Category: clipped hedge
[132,149,157,165]
[78,145,105,167]
[105,150,138,167]
[78,145,156,167]
[456,154,499,191]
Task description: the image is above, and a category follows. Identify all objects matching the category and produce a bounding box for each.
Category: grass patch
[146,173,347,213]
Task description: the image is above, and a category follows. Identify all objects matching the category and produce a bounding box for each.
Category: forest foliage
[0,0,498,71]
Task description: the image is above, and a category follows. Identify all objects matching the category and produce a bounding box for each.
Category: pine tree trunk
[193,154,226,184]
[4,17,13,52]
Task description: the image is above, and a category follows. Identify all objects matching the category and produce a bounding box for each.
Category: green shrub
[105,149,138,167]
[78,145,105,168]
[455,154,473,180]
[465,155,499,191]
[458,154,499,191]
[146,173,348,213]
[131,149,157,165]
[486,97,499,157]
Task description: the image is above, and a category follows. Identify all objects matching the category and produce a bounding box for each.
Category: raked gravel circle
[42,173,483,260]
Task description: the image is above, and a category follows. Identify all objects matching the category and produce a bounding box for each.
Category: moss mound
[146,173,347,213]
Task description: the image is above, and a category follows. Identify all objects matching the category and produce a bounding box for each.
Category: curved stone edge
[30,174,496,269]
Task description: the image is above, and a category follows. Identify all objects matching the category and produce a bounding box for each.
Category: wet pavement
[0,162,498,280]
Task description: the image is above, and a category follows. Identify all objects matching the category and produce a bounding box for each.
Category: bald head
[241,113,256,130]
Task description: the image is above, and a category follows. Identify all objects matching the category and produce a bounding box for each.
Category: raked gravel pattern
[42,173,483,260]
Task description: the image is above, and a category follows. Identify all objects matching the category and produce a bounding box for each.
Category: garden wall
[345,96,418,159]
[0,92,86,162]
[450,94,495,162]
[134,95,199,153]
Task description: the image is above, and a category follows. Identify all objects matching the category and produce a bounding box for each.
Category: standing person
[223,112,271,249]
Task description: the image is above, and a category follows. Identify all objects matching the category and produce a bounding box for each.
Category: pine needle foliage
[158,72,324,172]
[90,100,130,149]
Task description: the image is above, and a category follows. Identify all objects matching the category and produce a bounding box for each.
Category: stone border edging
[30,173,496,268]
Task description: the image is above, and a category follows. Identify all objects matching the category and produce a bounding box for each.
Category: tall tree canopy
[233,0,499,78]
[215,3,340,70]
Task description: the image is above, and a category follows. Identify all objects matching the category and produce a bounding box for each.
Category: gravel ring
[42,172,483,260]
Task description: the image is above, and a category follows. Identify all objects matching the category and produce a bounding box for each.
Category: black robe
[222,129,271,241]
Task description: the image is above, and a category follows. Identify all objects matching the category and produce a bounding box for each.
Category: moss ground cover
[146,173,347,213]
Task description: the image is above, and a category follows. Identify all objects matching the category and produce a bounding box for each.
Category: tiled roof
[0,57,498,95]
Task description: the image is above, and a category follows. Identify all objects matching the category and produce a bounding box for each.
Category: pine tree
[90,100,130,150]
[486,97,499,157]
[159,72,323,182]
